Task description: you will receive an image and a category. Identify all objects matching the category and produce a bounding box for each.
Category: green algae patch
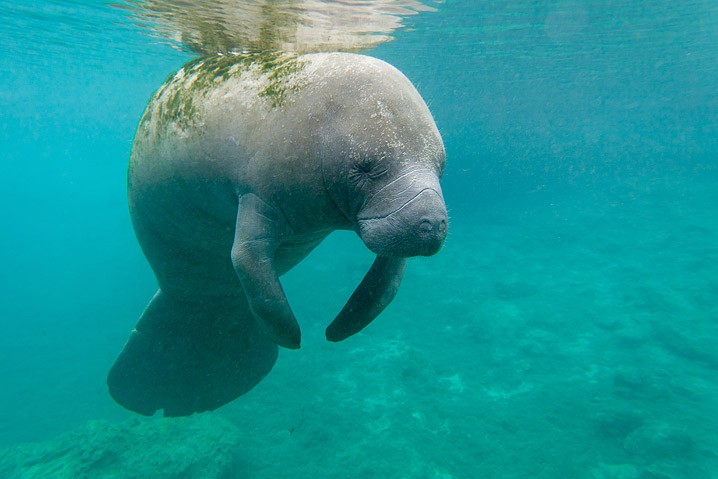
[254,52,306,107]
[144,51,306,133]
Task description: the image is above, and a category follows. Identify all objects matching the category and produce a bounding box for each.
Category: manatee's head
[353,165,447,257]
[316,53,448,257]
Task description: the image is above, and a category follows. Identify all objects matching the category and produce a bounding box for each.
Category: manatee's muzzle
[357,172,448,257]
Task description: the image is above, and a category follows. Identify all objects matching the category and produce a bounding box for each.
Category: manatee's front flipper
[231,193,301,349]
[325,256,407,342]
[107,291,278,417]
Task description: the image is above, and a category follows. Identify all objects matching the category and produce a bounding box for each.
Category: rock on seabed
[0,414,241,479]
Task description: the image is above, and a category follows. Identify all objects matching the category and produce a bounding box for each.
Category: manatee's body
[108,52,447,416]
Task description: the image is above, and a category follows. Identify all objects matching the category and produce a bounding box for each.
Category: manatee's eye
[356,159,373,174]
[352,156,387,181]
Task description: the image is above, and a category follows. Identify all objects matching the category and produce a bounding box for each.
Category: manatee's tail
[107,290,278,417]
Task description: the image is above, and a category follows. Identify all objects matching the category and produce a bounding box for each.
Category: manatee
[108,52,447,416]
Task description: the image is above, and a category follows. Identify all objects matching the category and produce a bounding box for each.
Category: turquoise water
[1,1,717,477]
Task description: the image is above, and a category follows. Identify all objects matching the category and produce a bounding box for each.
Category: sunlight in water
[119,0,439,54]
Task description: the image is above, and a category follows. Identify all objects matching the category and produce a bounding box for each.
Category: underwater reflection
[121,0,438,54]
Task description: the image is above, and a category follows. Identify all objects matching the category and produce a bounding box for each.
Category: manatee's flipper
[107,290,278,417]
[326,256,407,342]
[231,193,301,349]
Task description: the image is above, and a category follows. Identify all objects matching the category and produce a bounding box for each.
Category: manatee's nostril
[438,218,447,234]
[420,220,433,233]
[419,218,448,238]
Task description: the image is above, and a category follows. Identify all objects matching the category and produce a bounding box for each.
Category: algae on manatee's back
[142,51,306,137]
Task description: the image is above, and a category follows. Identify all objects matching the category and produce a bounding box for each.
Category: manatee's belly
[130,185,327,298]
[131,199,240,297]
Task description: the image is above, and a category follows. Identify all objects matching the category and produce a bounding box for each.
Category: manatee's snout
[358,185,448,258]
[400,188,448,256]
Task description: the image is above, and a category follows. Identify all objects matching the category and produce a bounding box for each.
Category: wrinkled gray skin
[108,52,447,416]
